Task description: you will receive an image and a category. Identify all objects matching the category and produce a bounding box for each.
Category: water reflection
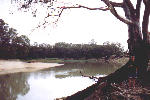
[50,62,120,78]
[17,76,94,100]
[0,73,30,100]
[0,62,121,100]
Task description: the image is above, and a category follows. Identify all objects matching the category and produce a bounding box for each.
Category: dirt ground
[0,60,63,75]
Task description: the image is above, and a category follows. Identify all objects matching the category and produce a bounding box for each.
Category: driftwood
[80,71,99,82]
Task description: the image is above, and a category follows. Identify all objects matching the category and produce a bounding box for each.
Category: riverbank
[0,57,128,76]
[24,57,129,64]
[0,60,63,75]
[60,81,150,100]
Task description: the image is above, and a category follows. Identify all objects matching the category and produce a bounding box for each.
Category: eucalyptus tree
[11,0,150,83]
[0,19,18,58]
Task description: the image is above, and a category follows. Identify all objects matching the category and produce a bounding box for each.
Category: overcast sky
[0,0,128,49]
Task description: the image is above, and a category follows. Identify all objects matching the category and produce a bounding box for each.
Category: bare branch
[42,0,133,26]
[43,5,110,26]
[33,4,109,30]
[102,0,133,25]
[42,5,110,23]
[57,5,109,11]
[56,1,132,25]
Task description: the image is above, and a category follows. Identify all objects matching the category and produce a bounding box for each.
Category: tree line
[0,19,124,60]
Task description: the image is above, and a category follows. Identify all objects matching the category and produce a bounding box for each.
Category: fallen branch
[80,71,99,82]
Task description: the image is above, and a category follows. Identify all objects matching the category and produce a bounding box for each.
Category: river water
[0,62,121,100]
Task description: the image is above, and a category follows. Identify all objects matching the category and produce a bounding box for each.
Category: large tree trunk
[103,0,150,84]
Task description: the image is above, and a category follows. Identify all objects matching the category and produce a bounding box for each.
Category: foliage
[26,41,124,60]
[0,19,30,59]
[0,19,124,60]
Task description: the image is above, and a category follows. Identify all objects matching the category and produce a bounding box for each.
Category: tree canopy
[0,19,30,59]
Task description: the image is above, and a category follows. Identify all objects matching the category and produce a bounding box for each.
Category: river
[0,62,122,100]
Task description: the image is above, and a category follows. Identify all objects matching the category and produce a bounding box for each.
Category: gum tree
[11,0,150,84]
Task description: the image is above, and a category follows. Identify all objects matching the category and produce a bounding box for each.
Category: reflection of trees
[0,73,30,100]
[22,62,121,79]
[51,62,121,78]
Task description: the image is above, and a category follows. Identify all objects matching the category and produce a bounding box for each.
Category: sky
[0,0,128,50]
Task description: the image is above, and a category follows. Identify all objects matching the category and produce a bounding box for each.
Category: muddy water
[0,62,121,100]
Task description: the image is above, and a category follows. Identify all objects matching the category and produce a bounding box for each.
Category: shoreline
[0,60,63,75]
[23,57,129,64]
[0,57,129,76]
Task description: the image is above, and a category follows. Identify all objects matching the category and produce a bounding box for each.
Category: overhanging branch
[48,2,133,25]
[44,4,110,19]
[45,5,109,23]
[57,5,109,11]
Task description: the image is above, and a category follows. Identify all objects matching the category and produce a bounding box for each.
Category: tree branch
[123,0,135,16]
[135,0,142,20]
[57,5,109,11]
[142,1,150,43]
[102,0,133,25]
[109,1,123,7]
[44,5,109,24]
[55,2,133,25]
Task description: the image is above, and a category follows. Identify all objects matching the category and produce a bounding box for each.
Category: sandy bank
[0,60,63,75]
